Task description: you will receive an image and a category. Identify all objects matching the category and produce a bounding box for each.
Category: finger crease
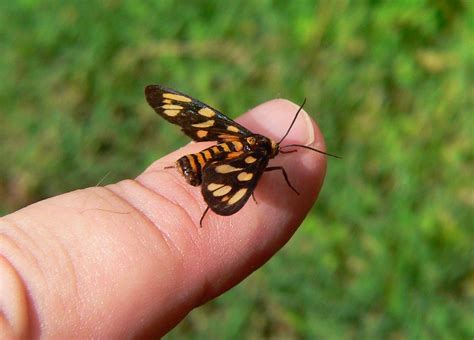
[104,184,182,258]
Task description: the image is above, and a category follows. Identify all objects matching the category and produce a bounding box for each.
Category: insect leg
[280,149,297,154]
[265,166,300,195]
[200,206,210,228]
[252,193,258,204]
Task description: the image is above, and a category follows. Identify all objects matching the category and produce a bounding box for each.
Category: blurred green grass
[0,0,472,338]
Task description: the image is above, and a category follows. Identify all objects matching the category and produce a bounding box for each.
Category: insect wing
[145,85,252,142]
[201,151,269,216]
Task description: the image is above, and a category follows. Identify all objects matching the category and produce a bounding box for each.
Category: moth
[145,85,339,227]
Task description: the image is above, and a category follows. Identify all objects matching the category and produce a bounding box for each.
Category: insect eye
[246,137,256,145]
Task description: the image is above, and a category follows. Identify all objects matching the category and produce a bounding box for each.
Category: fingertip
[238,98,326,151]
[238,97,327,214]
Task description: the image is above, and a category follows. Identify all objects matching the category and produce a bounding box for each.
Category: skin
[0,99,327,338]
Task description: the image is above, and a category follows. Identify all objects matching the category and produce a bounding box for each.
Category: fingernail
[301,108,315,146]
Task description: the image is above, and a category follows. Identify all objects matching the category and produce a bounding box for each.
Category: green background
[1,1,472,338]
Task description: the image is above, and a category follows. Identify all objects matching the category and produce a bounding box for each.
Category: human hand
[0,99,327,338]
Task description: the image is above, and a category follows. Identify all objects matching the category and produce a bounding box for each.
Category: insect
[145,85,339,227]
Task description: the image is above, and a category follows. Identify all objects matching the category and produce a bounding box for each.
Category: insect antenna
[281,144,341,158]
[277,98,307,145]
[278,98,341,159]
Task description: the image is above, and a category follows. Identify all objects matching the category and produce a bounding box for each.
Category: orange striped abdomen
[176,141,244,186]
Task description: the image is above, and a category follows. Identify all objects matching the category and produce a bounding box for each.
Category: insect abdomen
[176,141,244,186]
[176,154,202,186]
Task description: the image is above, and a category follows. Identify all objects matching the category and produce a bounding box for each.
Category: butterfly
[145,85,339,227]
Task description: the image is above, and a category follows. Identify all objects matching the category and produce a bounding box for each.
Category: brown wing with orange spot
[201,150,269,216]
[145,85,252,142]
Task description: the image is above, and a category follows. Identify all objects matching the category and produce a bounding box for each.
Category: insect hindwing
[201,150,269,216]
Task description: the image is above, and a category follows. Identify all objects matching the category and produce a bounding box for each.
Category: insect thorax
[248,134,279,158]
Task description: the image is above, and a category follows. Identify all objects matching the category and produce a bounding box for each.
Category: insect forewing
[145,85,252,142]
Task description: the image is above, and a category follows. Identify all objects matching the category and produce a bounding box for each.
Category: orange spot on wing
[226,151,244,159]
[218,134,240,141]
